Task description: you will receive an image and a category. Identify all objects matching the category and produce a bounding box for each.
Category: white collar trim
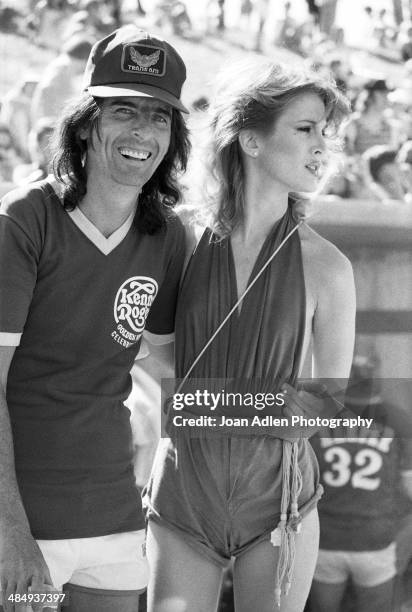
[67,206,135,255]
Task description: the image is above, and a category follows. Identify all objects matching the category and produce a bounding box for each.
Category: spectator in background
[0,78,38,162]
[310,356,412,612]
[30,36,93,125]
[327,56,350,93]
[374,8,397,48]
[387,60,412,144]
[318,0,338,36]
[305,0,320,26]
[359,5,376,45]
[345,79,397,156]
[400,21,412,62]
[273,2,300,53]
[31,0,73,49]
[61,0,115,42]
[0,123,23,183]
[239,0,253,30]
[396,139,412,195]
[322,155,362,199]
[12,118,54,185]
[362,145,410,202]
[136,0,146,16]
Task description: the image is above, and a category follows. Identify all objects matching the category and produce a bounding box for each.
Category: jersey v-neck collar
[67,205,135,256]
[45,179,136,256]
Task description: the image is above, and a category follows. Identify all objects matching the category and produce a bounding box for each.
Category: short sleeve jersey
[0,180,185,539]
[311,407,412,551]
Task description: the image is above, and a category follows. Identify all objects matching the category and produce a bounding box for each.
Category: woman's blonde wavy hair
[192,58,351,238]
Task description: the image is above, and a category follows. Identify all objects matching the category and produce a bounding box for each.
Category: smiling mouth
[118,147,152,161]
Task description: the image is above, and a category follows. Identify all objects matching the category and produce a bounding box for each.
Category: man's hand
[280,381,342,441]
[0,525,52,612]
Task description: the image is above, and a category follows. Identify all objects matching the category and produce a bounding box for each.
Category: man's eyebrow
[108,100,172,116]
[154,106,172,117]
[108,100,135,108]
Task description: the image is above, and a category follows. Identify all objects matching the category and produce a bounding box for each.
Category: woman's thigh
[146,520,223,612]
[232,509,319,612]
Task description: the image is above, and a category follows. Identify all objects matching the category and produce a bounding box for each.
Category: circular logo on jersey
[114,276,158,335]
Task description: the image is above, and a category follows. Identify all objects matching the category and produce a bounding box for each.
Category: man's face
[85,96,172,191]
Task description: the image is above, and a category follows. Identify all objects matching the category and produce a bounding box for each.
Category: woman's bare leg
[233,509,319,612]
[146,520,224,612]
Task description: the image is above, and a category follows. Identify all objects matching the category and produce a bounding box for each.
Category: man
[310,355,412,612]
[0,25,189,612]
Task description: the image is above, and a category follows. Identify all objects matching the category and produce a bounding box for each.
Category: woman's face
[253,91,330,194]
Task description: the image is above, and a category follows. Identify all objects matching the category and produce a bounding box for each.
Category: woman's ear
[238,129,259,159]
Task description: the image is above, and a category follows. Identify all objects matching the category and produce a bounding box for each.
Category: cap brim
[86,83,189,113]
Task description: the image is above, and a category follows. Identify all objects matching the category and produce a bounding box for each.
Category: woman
[143,59,356,612]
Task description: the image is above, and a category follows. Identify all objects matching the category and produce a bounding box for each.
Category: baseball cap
[83,26,188,113]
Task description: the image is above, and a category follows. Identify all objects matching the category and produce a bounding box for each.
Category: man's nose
[130,114,150,137]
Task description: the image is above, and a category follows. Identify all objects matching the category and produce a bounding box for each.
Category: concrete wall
[309,197,412,377]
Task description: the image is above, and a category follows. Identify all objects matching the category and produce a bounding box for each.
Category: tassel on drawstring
[272,440,303,608]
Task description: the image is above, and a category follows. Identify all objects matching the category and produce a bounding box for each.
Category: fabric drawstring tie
[272,440,303,608]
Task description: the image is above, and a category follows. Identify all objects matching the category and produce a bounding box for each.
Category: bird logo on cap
[130,47,161,69]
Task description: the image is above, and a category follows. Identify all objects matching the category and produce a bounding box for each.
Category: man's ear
[238,129,259,159]
[78,126,89,141]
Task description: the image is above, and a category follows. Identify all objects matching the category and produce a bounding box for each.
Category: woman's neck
[235,173,289,242]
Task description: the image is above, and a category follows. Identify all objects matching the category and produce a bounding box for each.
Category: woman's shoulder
[298,223,355,315]
[298,222,353,284]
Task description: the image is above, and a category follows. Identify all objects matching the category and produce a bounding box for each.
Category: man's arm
[0,346,52,611]
[137,338,174,382]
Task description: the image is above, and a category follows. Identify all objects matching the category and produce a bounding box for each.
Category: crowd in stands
[3,1,412,207]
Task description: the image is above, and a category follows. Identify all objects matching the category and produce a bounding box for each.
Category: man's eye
[297,126,311,133]
[153,114,168,124]
[115,107,133,116]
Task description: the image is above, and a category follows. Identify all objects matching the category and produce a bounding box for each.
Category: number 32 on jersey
[322,447,383,491]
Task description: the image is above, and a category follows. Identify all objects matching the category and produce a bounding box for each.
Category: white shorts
[314,542,397,588]
[38,529,148,591]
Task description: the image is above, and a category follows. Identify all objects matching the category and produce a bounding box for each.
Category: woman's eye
[297,126,311,133]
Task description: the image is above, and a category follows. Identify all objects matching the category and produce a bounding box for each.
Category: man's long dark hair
[52,94,190,234]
